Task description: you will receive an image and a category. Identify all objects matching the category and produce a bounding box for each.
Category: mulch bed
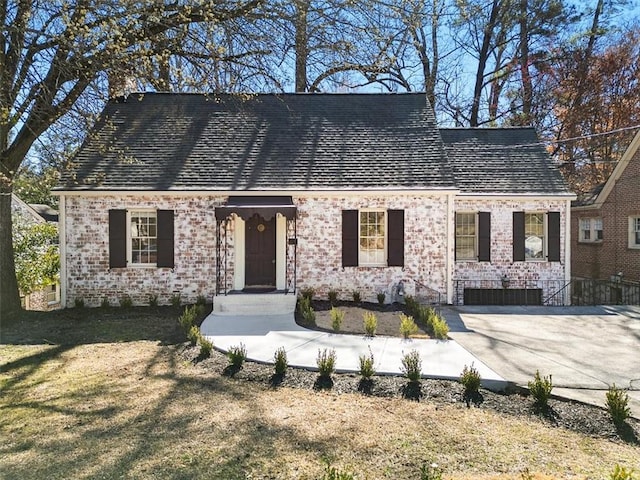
[184,299,640,445]
[182,341,639,445]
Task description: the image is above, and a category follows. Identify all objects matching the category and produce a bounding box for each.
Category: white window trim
[455,211,478,262]
[525,211,547,262]
[629,216,640,249]
[46,283,61,305]
[126,209,158,267]
[358,209,388,267]
[579,217,603,243]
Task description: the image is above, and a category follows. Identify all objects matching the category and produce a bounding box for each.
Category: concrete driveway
[445,305,640,417]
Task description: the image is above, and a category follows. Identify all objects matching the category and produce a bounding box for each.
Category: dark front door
[245,214,276,288]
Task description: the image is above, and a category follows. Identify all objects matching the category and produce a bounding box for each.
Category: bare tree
[0,0,260,317]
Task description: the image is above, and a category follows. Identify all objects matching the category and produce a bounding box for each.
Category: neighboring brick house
[54,93,573,308]
[11,194,61,310]
[572,130,640,285]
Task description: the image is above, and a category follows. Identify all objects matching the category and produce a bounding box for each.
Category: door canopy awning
[215,196,297,221]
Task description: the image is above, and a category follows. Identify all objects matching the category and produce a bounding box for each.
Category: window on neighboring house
[579,218,603,242]
[129,211,157,264]
[342,209,404,267]
[513,211,561,262]
[455,213,476,260]
[359,210,386,266]
[630,216,640,248]
[46,284,60,304]
[109,209,174,268]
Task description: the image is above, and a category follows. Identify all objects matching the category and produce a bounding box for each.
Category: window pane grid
[359,211,385,265]
[525,213,544,259]
[455,213,476,260]
[131,212,157,264]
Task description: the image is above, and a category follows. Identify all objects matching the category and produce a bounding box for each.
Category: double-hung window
[524,213,545,260]
[579,218,603,243]
[630,217,640,249]
[129,211,158,265]
[109,209,174,268]
[342,209,404,267]
[455,213,476,260]
[455,212,491,262]
[359,210,386,266]
[513,211,560,262]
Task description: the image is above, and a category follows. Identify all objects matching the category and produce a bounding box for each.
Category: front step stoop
[213,293,297,315]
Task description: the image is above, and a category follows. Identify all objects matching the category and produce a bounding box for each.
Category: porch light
[610,272,623,283]
[501,275,510,289]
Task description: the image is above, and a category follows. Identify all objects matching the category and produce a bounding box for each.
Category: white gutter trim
[52,188,461,197]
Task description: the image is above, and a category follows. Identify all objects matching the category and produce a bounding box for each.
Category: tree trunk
[470,0,501,127]
[519,0,532,125]
[0,180,21,320]
[294,0,309,92]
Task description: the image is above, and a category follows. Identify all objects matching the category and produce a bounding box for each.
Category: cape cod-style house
[54,93,574,308]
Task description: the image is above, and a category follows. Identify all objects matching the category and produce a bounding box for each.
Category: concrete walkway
[200,311,506,390]
[445,305,640,418]
[201,305,640,417]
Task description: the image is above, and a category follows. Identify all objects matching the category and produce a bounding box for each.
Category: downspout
[59,195,67,308]
[565,199,571,305]
[446,192,455,304]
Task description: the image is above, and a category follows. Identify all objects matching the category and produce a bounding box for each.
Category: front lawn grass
[1,307,639,479]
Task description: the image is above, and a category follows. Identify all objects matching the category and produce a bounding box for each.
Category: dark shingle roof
[440,127,571,195]
[58,93,455,191]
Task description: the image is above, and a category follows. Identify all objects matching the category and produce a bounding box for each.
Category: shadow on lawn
[0,305,210,346]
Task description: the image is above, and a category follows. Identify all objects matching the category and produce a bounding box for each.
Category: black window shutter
[478,212,491,262]
[547,211,561,262]
[157,210,175,268]
[513,211,525,261]
[387,209,404,267]
[109,209,127,268]
[342,210,358,267]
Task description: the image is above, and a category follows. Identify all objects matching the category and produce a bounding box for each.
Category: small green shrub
[148,293,158,307]
[100,296,110,308]
[399,313,419,338]
[328,289,338,305]
[297,296,316,326]
[528,370,553,409]
[363,311,377,336]
[178,305,197,333]
[300,287,315,301]
[606,384,631,425]
[196,294,207,306]
[420,462,443,480]
[404,295,418,314]
[274,347,288,375]
[74,297,85,308]
[187,325,200,346]
[198,336,213,358]
[460,363,482,396]
[120,295,133,308]
[195,303,206,318]
[322,463,355,480]
[377,291,385,305]
[609,464,637,480]
[317,348,336,378]
[227,343,247,368]
[330,307,345,332]
[431,312,449,339]
[352,290,361,303]
[401,350,422,383]
[358,348,375,379]
[170,292,181,308]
